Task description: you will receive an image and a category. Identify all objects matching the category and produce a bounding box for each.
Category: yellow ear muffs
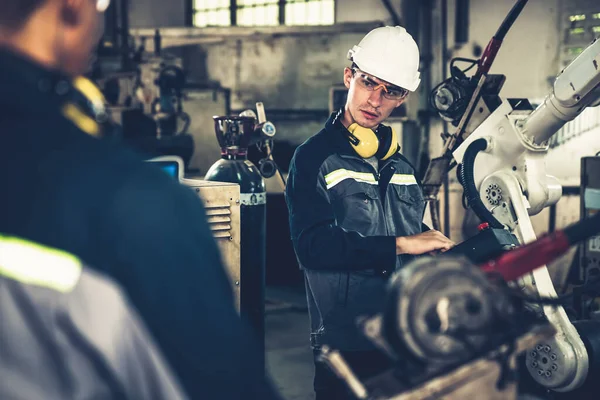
[73,77,106,111]
[61,103,100,137]
[346,123,399,160]
[61,77,108,137]
[347,123,380,158]
[377,126,399,161]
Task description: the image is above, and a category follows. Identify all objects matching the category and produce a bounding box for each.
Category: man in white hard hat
[285,26,454,399]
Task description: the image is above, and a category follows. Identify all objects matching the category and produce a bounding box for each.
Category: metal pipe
[419,0,433,166]
[119,0,130,71]
[278,0,285,25]
[104,0,119,47]
[419,0,435,226]
[454,0,469,45]
[185,0,194,26]
[230,0,237,26]
[549,204,557,233]
[401,0,420,44]
[380,0,402,26]
[442,0,450,237]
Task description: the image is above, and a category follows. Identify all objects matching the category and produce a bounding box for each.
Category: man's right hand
[395,230,455,255]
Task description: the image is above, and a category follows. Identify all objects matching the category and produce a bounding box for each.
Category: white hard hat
[96,0,111,12]
[347,26,421,92]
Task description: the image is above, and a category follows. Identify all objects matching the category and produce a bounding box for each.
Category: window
[190,0,335,27]
[237,0,279,27]
[285,0,334,26]
[192,0,231,27]
[559,3,600,68]
[569,27,585,35]
[566,46,584,57]
[569,14,586,22]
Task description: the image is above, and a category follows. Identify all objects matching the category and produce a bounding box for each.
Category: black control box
[446,225,520,264]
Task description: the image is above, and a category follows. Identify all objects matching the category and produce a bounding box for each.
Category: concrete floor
[265,286,314,400]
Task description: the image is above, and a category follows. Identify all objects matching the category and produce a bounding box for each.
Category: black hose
[494,0,529,41]
[460,138,504,229]
[564,211,600,245]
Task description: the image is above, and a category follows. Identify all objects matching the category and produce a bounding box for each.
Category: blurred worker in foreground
[0,0,280,398]
[285,26,454,399]
[0,236,187,399]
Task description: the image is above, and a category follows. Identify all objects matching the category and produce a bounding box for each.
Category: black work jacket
[0,48,280,400]
[285,110,427,351]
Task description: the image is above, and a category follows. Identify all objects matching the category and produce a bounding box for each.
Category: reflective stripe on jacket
[286,111,426,351]
[0,235,187,400]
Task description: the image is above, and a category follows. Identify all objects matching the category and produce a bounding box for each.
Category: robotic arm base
[480,172,589,391]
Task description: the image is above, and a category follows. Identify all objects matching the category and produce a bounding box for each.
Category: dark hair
[0,0,46,31]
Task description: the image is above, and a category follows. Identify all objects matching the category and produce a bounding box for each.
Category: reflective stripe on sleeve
[0,235,82,293]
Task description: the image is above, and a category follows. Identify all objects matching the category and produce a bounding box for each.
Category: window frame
[186,0,336,27]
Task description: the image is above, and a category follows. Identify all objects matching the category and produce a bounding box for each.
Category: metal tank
[204,104,277,370]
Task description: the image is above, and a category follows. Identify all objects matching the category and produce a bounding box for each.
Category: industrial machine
[146,156,241,311]
[320,211,600,400]
[92,0,195,168]
[98,58,195,167]
[204,103,284,370]
[430,0,600,393]
[577,156,600,287]
[183,178,242,312]
[568,155,600,322]
[321,0,600,397]
[446,35,600,398]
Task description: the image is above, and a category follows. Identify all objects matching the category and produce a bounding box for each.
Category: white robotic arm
[452,36,600,392]
[525,37,600,145]
[312,31,600,400]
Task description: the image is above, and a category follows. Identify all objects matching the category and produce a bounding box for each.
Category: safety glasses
[96,0,111,12]
[353,69,409,101]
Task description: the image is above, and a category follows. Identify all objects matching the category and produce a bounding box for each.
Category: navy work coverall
[286,110,427,398]
[0,236,187,399]
[0,48,280,400]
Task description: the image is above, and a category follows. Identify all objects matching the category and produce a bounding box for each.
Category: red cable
[480,231,571,282]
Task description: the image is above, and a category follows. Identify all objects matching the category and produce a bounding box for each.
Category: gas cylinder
[204,108,276,370]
